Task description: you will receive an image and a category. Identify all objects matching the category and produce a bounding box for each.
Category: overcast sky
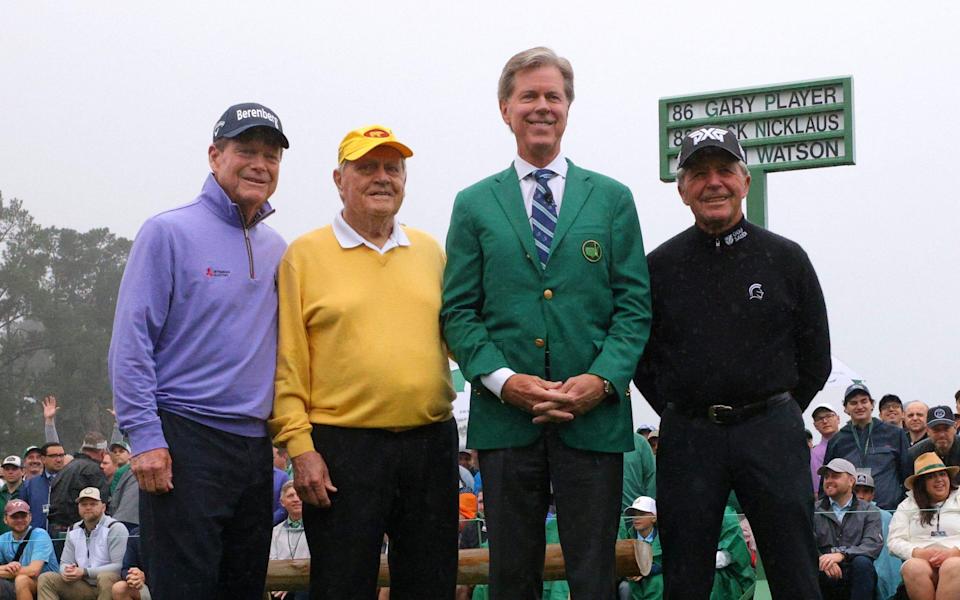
[3,1,958,431]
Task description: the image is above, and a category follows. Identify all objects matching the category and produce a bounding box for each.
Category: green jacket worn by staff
[623,432,657,511]
[442,161,651,452]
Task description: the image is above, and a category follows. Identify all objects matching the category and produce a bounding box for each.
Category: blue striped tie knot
[530,169,558,268]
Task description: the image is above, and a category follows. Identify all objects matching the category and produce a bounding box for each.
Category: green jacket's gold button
[543,289,553,300]
[534,338,545,348]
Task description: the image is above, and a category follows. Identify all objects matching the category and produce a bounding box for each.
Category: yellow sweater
[270,225,454,457]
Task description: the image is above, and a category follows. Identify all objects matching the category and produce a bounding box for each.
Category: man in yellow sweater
[271,125,458,599]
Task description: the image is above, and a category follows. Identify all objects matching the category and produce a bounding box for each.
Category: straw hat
[905,452,960,490]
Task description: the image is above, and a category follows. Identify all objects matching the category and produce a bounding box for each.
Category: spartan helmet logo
[748,283,764,300]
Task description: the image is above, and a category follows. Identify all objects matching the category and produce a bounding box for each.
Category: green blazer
[441,160,651,452]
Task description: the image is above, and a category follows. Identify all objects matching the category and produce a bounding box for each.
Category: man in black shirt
[635,126,831,600]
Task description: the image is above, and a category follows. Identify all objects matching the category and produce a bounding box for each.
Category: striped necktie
[530,168,558,268]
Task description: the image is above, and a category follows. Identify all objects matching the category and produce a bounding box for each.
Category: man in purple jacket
[108,102,289,600]
[810,402,840,496]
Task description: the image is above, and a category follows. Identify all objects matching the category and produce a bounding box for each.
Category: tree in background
[0,192,131,452]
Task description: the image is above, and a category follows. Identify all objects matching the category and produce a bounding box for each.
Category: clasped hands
[913,545,960,568]
[62,564,85,582]
[501,373,608,424]
[818,552,844,579]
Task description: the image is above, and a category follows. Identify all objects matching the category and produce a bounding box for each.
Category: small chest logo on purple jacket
[205,267,231,278]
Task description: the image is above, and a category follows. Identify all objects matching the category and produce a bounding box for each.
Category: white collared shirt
[480,154,569,399]
[513,154,569,219]
[332,211,410,255]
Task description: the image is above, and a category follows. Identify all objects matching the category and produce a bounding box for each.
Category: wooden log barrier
[265,540,641,591]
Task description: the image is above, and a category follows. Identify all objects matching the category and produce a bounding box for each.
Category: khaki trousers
[37,572,120,600]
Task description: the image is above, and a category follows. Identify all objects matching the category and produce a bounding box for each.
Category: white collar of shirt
[829,496,853,511]
[332,211,410,255]
[513,154,569,219]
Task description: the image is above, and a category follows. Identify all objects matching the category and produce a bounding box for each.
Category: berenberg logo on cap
[236,107,279,128]
[363,128,390,138]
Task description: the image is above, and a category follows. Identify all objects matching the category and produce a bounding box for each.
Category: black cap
[676,126,746,169]
[213,102,289,149]
[927,405,955,427]
[843,383,871,403]
[878,394,902,410]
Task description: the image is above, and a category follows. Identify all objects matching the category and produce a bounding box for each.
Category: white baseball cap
[625,496,657,516]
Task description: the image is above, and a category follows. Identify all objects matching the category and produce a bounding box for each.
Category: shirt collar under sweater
[332,211,410,255]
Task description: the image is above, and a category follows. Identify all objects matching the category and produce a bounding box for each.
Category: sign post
[658,77,855,227]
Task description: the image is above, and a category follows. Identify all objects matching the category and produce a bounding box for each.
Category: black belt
[667,392,792,425]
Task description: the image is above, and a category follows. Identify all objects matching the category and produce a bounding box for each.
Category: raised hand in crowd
[42,395,59,422]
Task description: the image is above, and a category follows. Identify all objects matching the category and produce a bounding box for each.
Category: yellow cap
[337,125,413,164]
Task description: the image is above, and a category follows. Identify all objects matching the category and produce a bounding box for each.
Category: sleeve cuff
[285,432,317,459]
[481,368,516,399]
[127,421,168,457]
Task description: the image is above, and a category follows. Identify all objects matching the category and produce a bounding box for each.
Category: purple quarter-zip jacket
[109,174,287,456]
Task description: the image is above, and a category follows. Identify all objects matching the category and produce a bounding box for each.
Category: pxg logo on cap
[677,126,747,169]
[213,102,289,149]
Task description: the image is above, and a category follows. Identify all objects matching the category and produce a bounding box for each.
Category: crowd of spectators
[3,385,960,599]
[0,397,304,600]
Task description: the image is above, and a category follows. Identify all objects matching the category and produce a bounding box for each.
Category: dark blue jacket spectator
[121,526,143,580]
[272,467,289,525]
[823,418,910,509]
[19,470,55,530]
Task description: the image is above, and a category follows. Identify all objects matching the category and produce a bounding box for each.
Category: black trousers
[657,398,821,600]
[303,419,459,600]
[140,411,273,600]
[478,426,623,600]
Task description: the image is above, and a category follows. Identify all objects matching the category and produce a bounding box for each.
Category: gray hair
[498,47,575,104]
[281,479,296,494]
[676,149,749,190]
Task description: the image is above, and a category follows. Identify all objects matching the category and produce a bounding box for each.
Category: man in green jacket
[442,46,651,599]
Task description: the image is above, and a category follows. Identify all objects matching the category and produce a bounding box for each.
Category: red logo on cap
[363,129,390,138]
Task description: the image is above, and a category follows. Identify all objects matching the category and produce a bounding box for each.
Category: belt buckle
[708,404,734,424]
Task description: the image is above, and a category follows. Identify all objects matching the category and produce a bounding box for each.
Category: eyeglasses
[813,414,837,423]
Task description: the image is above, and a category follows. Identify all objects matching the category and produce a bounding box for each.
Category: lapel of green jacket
[551,159,592,256]
[492,164,541,272]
